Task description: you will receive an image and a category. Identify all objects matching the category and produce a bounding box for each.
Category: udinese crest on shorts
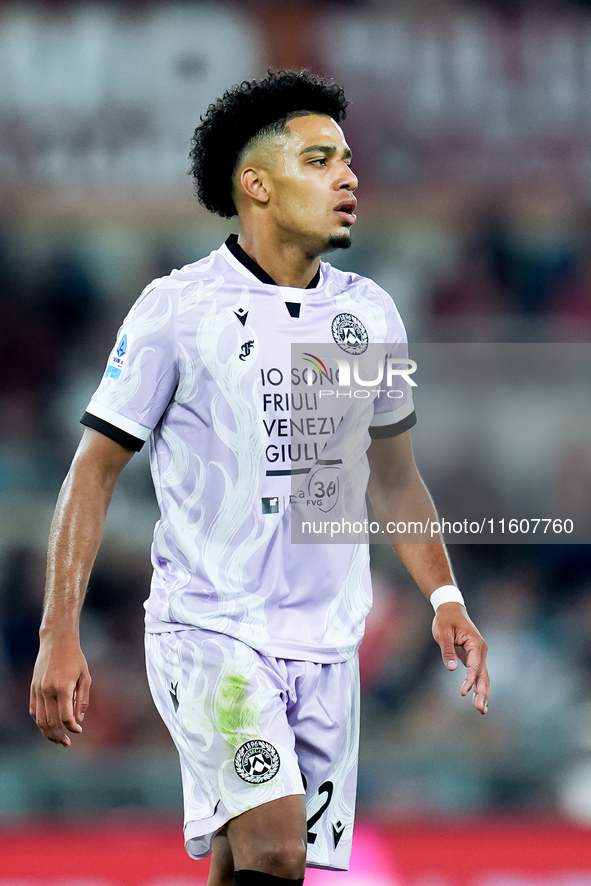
[331,313,369,355]
[234,739,280,784]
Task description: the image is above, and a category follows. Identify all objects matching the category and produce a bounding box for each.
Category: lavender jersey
[82,238,416,662]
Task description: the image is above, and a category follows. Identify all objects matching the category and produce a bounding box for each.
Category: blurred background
[1,0,591,883]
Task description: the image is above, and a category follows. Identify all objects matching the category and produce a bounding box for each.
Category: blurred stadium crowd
[1,0,591,830]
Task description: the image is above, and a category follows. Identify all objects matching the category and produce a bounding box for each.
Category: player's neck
[237,230,320,289]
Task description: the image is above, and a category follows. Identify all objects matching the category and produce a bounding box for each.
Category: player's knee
[247,839,307,879]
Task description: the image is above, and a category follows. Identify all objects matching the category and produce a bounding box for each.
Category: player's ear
[239,167,271,206]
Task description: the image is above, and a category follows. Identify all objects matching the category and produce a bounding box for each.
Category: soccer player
[30,70,489,886]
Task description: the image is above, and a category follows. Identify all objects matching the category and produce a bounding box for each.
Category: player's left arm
[367,430,490,714]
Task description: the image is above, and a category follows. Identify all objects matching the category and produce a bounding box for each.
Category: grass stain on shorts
[215,672,260,750]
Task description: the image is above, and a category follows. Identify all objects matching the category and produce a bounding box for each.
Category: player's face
[267,114,358,254]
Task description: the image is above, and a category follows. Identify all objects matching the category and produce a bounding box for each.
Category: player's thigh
[145,629,306,839]
[207,829,233,886]
[288,656,360,871]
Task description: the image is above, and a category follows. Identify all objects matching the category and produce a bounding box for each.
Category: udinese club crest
[234,739,280,784]
[331,313,369,355]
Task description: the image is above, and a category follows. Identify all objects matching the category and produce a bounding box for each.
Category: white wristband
[430,585,465,613]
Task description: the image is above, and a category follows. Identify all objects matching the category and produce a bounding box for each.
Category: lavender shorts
[145,628,360,870]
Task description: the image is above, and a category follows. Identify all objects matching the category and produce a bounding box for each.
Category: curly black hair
[189,69,349,218]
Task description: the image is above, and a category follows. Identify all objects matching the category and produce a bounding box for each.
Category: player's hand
[29,636,91,747]
[432,603,489,715]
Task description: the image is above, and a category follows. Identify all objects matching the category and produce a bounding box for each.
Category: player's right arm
[30,429,135,747]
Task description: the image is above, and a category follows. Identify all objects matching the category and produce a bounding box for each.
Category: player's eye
[310,157,327,166]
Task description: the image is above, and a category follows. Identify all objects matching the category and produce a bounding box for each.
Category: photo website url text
[300,517,574,538]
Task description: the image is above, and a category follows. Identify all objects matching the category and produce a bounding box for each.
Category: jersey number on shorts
[302,777,334,844]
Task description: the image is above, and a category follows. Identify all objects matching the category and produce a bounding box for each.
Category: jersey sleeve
[81,281,179,450]
[369,288,417,440]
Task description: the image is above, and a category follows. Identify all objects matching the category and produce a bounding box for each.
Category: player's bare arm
[30,429,134,746]
[367,430,490,714]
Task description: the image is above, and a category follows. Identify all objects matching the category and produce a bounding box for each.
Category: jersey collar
[224,235,321,289]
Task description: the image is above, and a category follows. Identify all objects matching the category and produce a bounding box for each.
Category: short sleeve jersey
[83,238,416,663]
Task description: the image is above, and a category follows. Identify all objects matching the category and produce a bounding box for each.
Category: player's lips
[334,196,357,223]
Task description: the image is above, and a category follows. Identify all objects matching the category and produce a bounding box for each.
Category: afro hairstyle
[189,69,349,218]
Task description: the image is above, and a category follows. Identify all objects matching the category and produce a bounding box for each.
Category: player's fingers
[29,682,38,723]
[56,685,83,737]
[460,652,479,695]
[30,683,47,736]
[471,663,491,715]
[433,621,458,671]
[35,691,72,747]
[460,638,489,709]
[73,671,91,726]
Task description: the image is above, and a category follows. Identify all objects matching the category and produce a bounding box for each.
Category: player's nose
[338,162,358,192]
